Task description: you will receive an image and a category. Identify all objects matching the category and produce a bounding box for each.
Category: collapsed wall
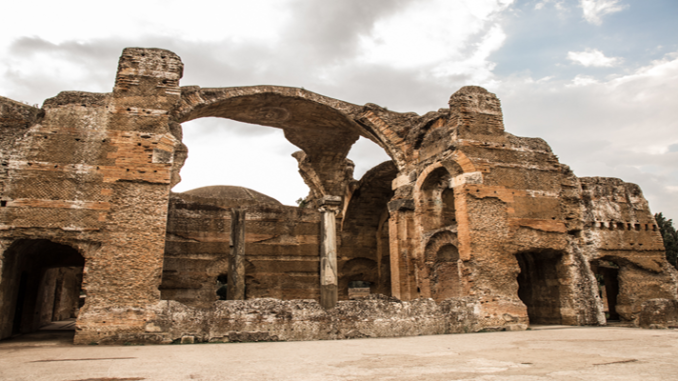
[0,47,676,345]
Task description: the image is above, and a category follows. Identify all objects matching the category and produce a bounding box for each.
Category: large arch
[173,86,402,155]
[0,239,85,339]
[171,86,408,198]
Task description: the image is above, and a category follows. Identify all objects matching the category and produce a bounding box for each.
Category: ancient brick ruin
[1,48,677,344]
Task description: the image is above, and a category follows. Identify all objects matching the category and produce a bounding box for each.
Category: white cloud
[358,0,512,78]
[0,1,292,46]
[432,24,506,85]
[569,75,599,86]
[567,49,620,67]
[535,0,566,11]
[580,0,628,25]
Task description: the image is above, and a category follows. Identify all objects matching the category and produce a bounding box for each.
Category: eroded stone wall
[162,192,322,306]
[0,48,185,340]
[1,47,676,345]
[74,295,524,345]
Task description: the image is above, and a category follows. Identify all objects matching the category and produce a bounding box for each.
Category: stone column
[319,196,342,309]
[227,208,246,300]
[387,199,415,300]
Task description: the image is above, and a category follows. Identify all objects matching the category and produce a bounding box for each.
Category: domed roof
[181,186,282,206]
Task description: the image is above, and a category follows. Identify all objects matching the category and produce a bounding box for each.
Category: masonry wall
[74,295,524,345]
[578,177,678,323]
[162,193,322,306]
[0,48,184,341]
[1,47,677,345]
[381,86,677,327]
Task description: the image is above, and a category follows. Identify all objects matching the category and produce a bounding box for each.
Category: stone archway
[172,86,401,204]
[0,239,85,339]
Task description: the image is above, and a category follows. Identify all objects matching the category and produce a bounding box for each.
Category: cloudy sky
[1,0,677,221]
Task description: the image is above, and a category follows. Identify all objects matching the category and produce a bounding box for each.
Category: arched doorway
[0,239,85,340]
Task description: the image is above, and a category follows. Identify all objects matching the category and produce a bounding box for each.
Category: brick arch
[413,153,477,198]
[424,230,459,263]
[172,85,404,168]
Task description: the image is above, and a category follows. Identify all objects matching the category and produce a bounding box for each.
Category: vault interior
[516,250,565,325]
[0,239,84,339]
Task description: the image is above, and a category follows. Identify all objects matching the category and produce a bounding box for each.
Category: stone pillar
[387,199,415,300]
[319,196,342,309]
[227,209,246,300]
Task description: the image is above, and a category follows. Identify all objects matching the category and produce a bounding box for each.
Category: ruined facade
[1,48,677,344]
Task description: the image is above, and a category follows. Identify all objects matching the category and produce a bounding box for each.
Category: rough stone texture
[74,295,515,345]
[161,189,322,307]
[1,48,676,344]
[639,299,678,328]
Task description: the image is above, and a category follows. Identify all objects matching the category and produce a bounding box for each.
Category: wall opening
[347,280,372,300]
[340,258,380,299]
[515,251,564,325]
[420,167,455,232]
[173,117,308,206]
[592,260,620,322]
[339,161,396,300]
[0,239,85,340]
[216,274,228,301]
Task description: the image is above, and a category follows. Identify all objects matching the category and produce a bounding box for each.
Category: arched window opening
[346,137,392,180]
[0,239,85,340]
[419,166,460,232]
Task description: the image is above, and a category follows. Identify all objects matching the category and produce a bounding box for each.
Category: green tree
[655,212,678,269]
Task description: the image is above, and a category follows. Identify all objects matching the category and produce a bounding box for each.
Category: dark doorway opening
[592,261,620,322]
[516,251,564,325]
[0,239,85,340]
[216,273,228,300]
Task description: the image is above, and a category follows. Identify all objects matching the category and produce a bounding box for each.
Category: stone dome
[181,185,283,206]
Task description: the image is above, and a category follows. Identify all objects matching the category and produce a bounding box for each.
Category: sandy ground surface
[1,325,677,381]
